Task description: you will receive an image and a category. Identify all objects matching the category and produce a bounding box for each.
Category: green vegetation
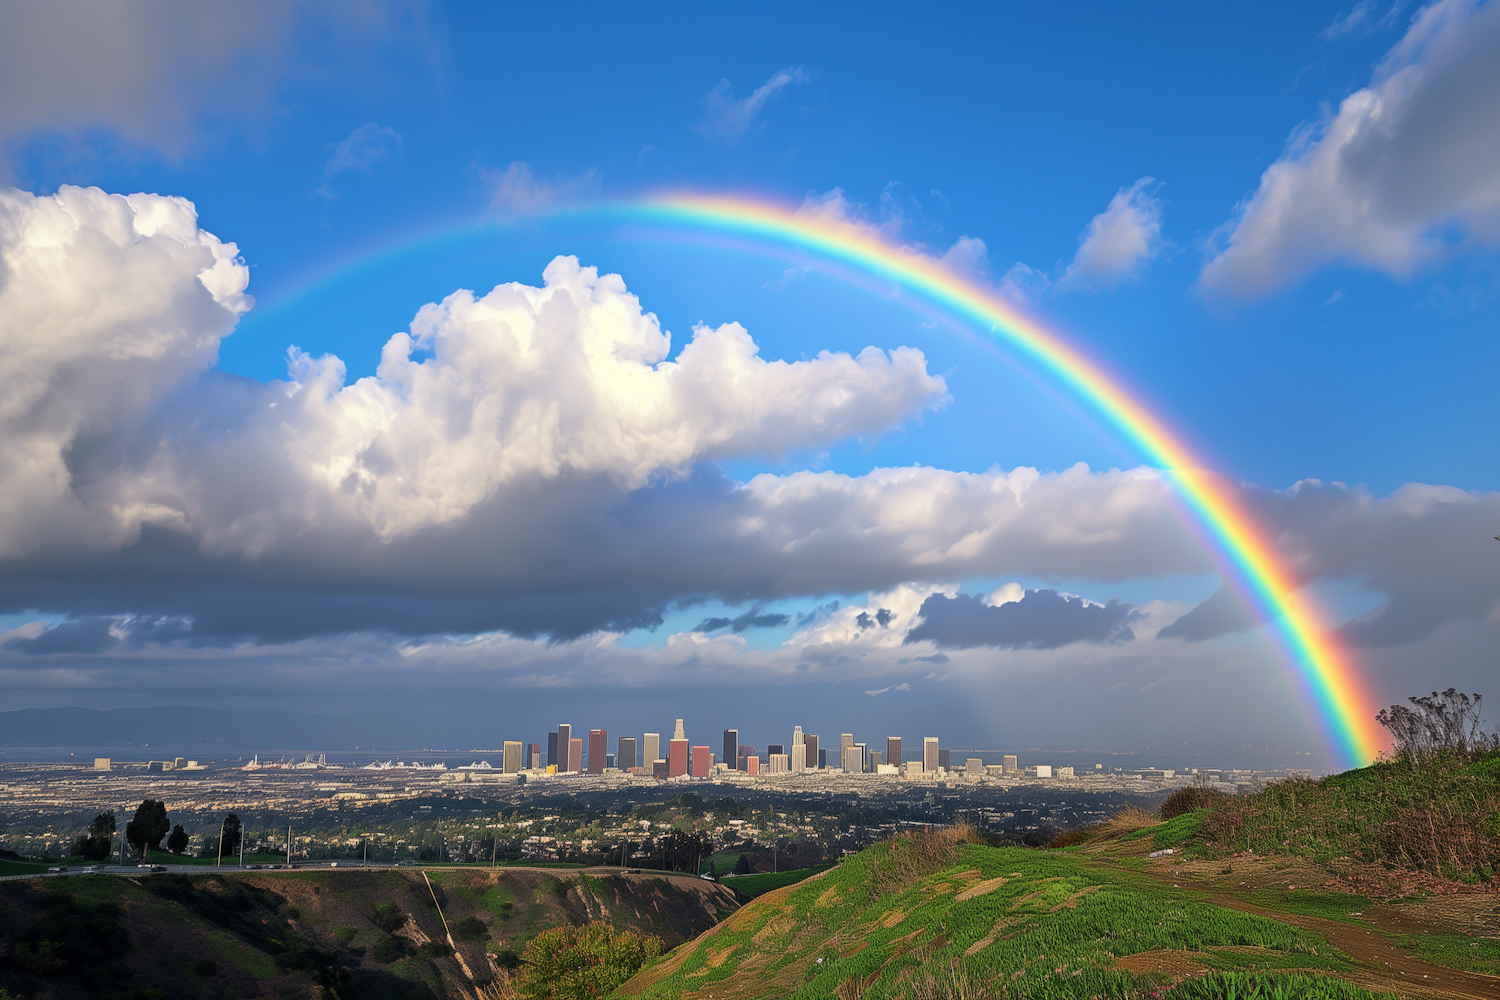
[1195,751,1500,880]
[619,827,1359,1000]
[722,863,836,899]
[511,922,662,1000]
[1389,929,1500,976]
[124,799,170,861]
[1160,971,1394,999]
[0,858,48,875]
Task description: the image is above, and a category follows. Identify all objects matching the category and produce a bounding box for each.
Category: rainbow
[264,193,1386,768]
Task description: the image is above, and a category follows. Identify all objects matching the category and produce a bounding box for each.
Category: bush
[1160,785,1227,820]
[452,915,489,941]
[372,934,408,964]
[870,823,982,895]
[420,940,453,958]
[373,902,406,933]
[515,922,661,1000]
[335,925,358,946]
[192,959,218,977]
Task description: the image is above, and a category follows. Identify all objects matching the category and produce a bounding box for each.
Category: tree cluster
[70,812,116,862]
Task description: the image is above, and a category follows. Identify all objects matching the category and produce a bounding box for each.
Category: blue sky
[1,1,1497,765]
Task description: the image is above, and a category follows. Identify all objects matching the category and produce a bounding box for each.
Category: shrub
[515,921,662,1000]
[373,902,406,932]
[192,959,218,977]
[372,934,408,963]
[335,925,358,946]
[1160,786,1227,820]
[453,915,489,941]
[871,823,982,895]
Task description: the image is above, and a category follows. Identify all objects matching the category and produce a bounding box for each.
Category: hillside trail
[1086,856,1500,1000]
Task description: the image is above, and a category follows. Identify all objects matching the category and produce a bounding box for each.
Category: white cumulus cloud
[1201,0,1500,297]
[1059,177,1164,290]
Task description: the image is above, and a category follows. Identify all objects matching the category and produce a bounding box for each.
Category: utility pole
[217,816,227,867]
[286,825,291,866]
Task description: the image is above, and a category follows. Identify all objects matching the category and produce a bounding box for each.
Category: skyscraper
[738,744,754,771]
[841,745,862,772]
[840,733,854,761]
[804,734,819,770]
[767,744,785,757]
[669,738,689,777]
[673,718,686,741]
[528,743,542,770]
[644,733,661,766]
[588,729,607,774]
[618,736,638,771]
[855,742,868,773]
[923,737,939,774]
[502,741,523,774]
[722,729,739,772]
[886,737,902,770]
[939,749,951,771]
[568,737,582,774]
[557,724,572,770]
[791,727,805,773]
[691,746,712,777]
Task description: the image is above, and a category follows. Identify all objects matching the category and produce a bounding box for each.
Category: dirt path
[1091,859,1500,999]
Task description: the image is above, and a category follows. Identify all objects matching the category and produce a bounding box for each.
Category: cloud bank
[1201,0,1500,297]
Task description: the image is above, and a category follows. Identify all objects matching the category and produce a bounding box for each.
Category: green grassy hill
[615,824,1499,1000]
[0,867,735,1000]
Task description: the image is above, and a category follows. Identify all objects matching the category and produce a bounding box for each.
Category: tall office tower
[870,749,883,768]
[722,730,739,773]
[529,743,542,770]
[547,732,559,769]
[939,749,951,771]
[841,745,862,772]
[502,741,523,774]
[668,738,689,777]
[767,743,785,757]
[886,737,902,770]
[738,744,754,770]
[644,733,661,766]
[819,749,827,768]
[854,742,868,773]
[1003,754,1018,773]
[840,733,854,760]
[691,746,712,777]
[923,737,939,773]
[618,736,638,771]
[746,755,759,775]
[653,760,669,779]
[673,718,686,741]
[557,724,573,769]
[791,727,806,772]
[805,734,819,770]
[568,738,583,774]
[588,729,607,774]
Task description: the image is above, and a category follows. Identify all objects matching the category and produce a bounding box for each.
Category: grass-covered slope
[1193,752,1500,882]
[616,828,1383,1000]
[0,868,736,1000]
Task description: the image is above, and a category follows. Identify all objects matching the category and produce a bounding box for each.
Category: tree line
[71,800,242,863]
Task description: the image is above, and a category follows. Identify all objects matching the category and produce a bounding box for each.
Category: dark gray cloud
[695,607,791,634]
[905,589,1139,650]
[1157,586,1257,642]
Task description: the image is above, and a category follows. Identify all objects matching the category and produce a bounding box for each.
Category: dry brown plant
[872,823,982,895]
[898,958,997,1000]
